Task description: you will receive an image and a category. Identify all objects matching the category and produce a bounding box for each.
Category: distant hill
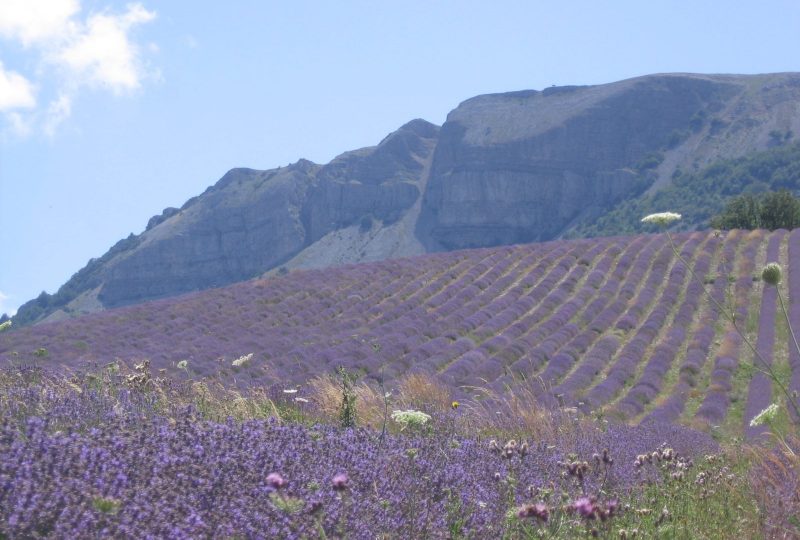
[12,72,800,325]
[3,228,799,435]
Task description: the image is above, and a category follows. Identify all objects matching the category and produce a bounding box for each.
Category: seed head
[762,262,782,286]
[518,502,549,522]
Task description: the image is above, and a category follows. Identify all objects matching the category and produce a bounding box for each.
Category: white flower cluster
[749,402,779,427]
[641,212,682,226]
[391,409,431,430]
[231,353,254,367]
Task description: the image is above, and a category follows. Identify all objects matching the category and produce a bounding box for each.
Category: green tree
[760,190,800,230]
[710,193,761,229]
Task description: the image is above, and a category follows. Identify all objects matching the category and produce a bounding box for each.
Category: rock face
[95,120,439,309]
[98,163,318,307]
[303,119,439,242]
[13,73,800,324]
[418,74,792,249]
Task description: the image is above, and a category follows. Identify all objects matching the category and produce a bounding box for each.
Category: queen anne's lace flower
[391,409,431,430]
[750,403,779,427]
[641,212,682,226]
[231,353,254,367]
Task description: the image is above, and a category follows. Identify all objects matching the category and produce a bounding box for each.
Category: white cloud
[0,61,36,110]
[0,0,79,46]
[0,1,156,135]
[43,93,71,136]
[55,4,156,93]
[6,110,32,137]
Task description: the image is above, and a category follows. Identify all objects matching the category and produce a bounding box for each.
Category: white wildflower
[176,360,188,370]
[231,353,254,367]
[641,212,682,226]
[283,388,298,394]
[294,397,309,403]
[391,409,431,430]
[750,403,779,427]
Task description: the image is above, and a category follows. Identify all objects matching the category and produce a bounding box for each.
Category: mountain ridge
[12,72,800,325]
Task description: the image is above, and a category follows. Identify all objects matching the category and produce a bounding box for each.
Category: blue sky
[1,1,800,316]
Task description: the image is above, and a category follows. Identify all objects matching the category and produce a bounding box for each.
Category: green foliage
[710,190,800,230]
[573,142,800,238]
[338,366,357,429]
[92,496,121,515]
[760,190,800,229]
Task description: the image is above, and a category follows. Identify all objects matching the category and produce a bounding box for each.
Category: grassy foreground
[1,363,798,539]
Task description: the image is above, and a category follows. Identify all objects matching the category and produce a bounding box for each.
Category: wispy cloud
[0,0,156,136]
[0,61,36,110]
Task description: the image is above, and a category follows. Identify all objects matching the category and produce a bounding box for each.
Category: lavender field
[3,229,800,432]
[2,229,800,537]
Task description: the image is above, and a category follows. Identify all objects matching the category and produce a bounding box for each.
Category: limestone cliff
[418,73,800,249]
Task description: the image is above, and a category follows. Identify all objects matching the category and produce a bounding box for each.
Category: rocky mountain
[13,72,800,325]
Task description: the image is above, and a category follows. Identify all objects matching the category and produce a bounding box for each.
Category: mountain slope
[13,72,800,324]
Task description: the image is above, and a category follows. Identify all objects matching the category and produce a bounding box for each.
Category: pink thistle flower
[266,472,287,489]
[332,472,349,491]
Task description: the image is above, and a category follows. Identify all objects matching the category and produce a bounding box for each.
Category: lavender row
[614,233,717,420]
[743,230,785,438]
[789,229,800,421]
[642,232,728,423]
[694,231,765,425]
[581,234,696,411]
[552,236,664,401]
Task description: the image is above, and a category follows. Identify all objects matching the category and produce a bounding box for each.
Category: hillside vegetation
[573,142,800,237]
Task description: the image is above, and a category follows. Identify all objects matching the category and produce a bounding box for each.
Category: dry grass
[305,371,587,442]
[459,383,589,444]
[747,436,800,539]
[306,372,454,429]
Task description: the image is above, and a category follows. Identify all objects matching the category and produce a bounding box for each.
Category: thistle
[331,472,349,491]
[267,472,287,489]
